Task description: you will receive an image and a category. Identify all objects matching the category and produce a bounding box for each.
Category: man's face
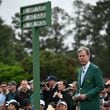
[77,50,90,66]
[48,80,55,87]
[21,81,28,90]
[57,104,67,110]
[106,86,110,93]
[40,105,44,110]
[58,81,65,91]
[71,83,77,92]
[8,104,15,110]
[1,84,7,92]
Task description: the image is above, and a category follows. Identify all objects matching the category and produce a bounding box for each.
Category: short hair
[59,80,67,87]
[72,81,77,85]
[9,102,19,110]
[77,46,90,56]
[1,82,7,85]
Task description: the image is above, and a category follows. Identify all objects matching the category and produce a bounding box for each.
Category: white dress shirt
[81,61,90,85]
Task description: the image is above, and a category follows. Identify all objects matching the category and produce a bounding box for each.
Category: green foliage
[20,56,33,74]
[40,7,74,52]
[0,19,16,64]
[40,51,77,82]
[18,51,77,82]
[0,63,32,83]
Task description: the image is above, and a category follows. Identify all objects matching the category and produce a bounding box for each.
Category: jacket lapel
[81,63,91,86]
[78,68,83,88]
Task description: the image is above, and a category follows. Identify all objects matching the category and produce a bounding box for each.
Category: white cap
[40,100,45,106]
[68,84,73,87]
[57,101,67,107]
[6,99,17,106]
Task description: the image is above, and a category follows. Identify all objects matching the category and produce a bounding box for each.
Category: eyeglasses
[1,86,7,88]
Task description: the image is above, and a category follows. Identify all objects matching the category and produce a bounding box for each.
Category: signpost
[20,2,51,110]
[20,2,51,29]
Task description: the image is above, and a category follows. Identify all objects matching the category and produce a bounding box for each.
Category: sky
[0,0,99,25]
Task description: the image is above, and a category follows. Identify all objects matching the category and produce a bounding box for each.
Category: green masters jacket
[77,63,104,110]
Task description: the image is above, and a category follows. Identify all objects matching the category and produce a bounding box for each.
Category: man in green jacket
[76,47,104,110]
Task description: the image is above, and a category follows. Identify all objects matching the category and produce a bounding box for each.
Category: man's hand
[79,94,87,100]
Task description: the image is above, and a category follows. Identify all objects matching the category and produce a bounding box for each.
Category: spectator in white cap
[7,99,19,110]
[56,101,67,110]
[40,100,45,110]
[6,99,17,105]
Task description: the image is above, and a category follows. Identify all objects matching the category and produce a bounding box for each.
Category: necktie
[81,69,85,85]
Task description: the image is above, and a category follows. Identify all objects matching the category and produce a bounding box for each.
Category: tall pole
[32,27,40,110]
[20,2,51,109]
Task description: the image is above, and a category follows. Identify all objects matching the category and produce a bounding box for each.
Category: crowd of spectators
[0,76,110,110]
[0,80,33,110]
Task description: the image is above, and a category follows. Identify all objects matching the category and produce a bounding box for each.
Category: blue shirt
[0,93,6,106]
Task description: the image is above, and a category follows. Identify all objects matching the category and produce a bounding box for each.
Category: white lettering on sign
[23,20,47,28]
[22,5,46,14]
[22,12,46,21]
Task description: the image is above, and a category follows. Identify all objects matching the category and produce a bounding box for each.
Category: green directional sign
[20,1,51,29]
[20,1,51,110]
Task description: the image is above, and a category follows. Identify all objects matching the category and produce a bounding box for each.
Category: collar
[83,61,90,70]
[21,89,28,93]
